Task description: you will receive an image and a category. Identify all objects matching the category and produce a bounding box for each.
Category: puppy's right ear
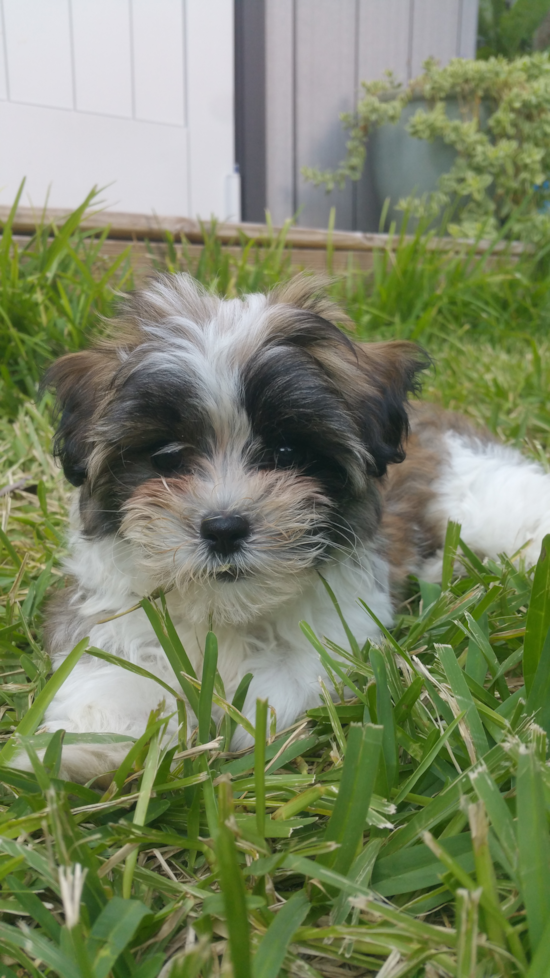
[43,350,115,487]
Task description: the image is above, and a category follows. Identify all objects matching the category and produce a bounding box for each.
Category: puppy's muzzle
[200,513,251,557]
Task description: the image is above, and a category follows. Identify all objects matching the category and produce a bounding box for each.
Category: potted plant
[302,53,550,243]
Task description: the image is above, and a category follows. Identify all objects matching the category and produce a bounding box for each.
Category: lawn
[1,196,550,978]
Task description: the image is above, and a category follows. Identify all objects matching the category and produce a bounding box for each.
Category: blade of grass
[441,520,462,591]
[140,598,200,716]
[317,573,360,656]
[87,646,180,700]
[217,779,252,978]
[122,728,162,899]
[319,723,383,877]
[468,801,507,956]
[198,631,218,744]
[0,638,89,766]
[455,887,481,978]
[370,648,398,792]
[252,891,310,978]
[524,534,550,696]
[300,621,368,704]
[469,764,517,873]
[438,644,489,760]
[516,744,550,955]
[525,624,550,737]
[255,698,268,841]
[393,712,465,806]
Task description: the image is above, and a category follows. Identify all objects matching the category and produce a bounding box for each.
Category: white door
[0,0,238,219]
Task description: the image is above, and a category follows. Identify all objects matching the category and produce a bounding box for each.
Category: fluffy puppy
[25,275,550,782]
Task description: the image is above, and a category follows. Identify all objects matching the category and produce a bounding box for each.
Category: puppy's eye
[151,446,187,475]
[273,445,303,468]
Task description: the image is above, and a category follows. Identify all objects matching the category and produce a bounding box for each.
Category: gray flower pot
[369,96,489,230]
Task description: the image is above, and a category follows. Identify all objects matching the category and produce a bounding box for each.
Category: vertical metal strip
[67,0,76,110]
[352,0,360,230]
[128,0,136,120]
[234,0,266,221]
[182,0,188,130]
[292,0,297,217]
[408,0,415,81]
[183,0,192,214]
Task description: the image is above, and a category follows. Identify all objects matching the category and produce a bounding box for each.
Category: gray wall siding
[265,0,294,224]
[295,0,358,229]
[265,0,480,230]
[358,1,412,83]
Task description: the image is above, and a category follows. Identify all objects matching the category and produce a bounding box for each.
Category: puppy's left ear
[43,348,117,487]
[354,340,430,477]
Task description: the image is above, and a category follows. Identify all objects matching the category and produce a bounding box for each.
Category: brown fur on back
[380,403,494,588]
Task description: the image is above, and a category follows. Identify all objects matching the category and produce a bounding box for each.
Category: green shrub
[0,184,132,418]
[478,0,550,59]
[303,53,550,244]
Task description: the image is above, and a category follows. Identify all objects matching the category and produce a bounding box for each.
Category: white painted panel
[265,0,294,224]
[358,0,412,83]
[0,4,8,101]
[3,0,73,108]
[459,0,480,58]
[410,0,462,77]
[71,0,133,117]
[186,0,234,219]
[132,0,185,125]
[0,101,189,214]
[295,0,357,230]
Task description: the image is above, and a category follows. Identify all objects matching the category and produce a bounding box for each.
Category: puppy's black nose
[200,514,250,555]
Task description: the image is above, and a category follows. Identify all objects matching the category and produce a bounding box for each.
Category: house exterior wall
[265,0,479,230]
[0,0,479,226]
[0,0,236,219]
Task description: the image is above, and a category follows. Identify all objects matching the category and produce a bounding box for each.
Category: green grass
[2,194,550,976]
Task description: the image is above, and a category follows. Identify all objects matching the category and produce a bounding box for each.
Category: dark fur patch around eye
[243,346,360,496]
[79,371,210,535]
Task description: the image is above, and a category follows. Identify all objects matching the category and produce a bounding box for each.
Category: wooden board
[2,207,524,284]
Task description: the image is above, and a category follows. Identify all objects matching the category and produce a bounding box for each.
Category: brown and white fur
[24,275,550,783]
